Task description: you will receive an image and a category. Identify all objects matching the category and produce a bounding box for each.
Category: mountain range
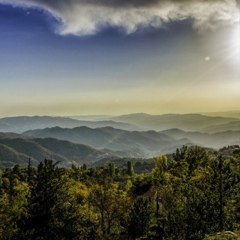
[1,113,239,133]
[0,116,136,133]
[0,111,239,167]
[23,126,240,152]
[109,113,240,132]
[23,126,194,156]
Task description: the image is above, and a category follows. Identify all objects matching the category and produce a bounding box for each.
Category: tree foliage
[0,145,239,240]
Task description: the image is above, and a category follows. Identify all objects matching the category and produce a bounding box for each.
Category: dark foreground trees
[0,145,240,240]
[128,196,154,239]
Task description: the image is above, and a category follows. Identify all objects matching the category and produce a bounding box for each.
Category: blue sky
[0,0,239,117]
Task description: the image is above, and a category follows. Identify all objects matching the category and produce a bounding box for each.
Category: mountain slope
[0,138,68,164]
[0,143,32,167]
[33,138,105,162]
[0,137,113,167]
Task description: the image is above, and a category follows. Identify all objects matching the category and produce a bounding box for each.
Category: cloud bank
[0,0,239,35]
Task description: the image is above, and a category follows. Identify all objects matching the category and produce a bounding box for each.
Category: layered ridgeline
[23,126,240,152]
[0,128,193,167]
[23,126,193,156]
[109,113,240,132]
[0,112,239,167]
[0,116,137,133]
[0,137,112,168]
[0,113,239,133]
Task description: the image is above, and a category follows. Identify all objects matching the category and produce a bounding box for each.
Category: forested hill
[0,146,240,240]
[0,137,111,167]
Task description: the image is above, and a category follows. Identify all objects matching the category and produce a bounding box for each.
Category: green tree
[0,175,30,240]
[127,161,134,176]
[108,162,116,178]
[158,147,218,239]
[128,196,154,240]
[152,155,168,186]
[89,171,130,239]
[21,159,66,239]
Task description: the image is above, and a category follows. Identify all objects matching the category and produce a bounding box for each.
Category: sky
[0,0,239,117]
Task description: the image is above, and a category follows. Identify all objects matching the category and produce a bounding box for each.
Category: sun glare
[217,9,240,65]
[229,21,240,62]
[230,8,240,61]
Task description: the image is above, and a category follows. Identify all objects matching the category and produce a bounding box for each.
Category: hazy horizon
[1,110,240,120]
[0,0,239,117]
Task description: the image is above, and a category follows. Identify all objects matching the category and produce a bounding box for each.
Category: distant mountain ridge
[23,125,239,155]
[0,112,239,167]
[109,113,240,132]
[1,113,239,133]
[160,129,240,148]
[202,121,240,133]
[0,116,137,133]
[23,126,194,157]
[202,111,240,119]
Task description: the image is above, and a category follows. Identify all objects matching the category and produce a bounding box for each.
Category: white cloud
[0,0,239,35]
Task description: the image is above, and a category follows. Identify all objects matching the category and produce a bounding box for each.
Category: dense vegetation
[0,145,240,240]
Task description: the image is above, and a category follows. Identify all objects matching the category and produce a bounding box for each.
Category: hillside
[0,137,113,167]
[0,143,32,167]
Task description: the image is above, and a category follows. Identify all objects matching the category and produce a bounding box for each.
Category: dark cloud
[0,0,239,35]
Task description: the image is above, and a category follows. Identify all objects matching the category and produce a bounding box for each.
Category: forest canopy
[0,145,240,240]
